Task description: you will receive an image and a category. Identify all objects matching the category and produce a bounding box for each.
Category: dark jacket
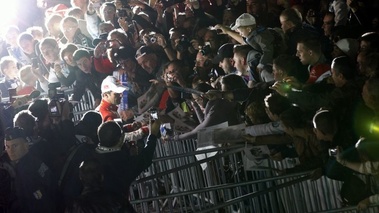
[72,61,107,102]
[94,134,157,199]
[1,152,56,213]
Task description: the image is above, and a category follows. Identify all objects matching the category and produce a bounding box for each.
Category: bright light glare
[0,1,18,29]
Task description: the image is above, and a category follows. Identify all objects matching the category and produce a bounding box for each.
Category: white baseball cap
[231,13,256,31]
[101,76,129,93]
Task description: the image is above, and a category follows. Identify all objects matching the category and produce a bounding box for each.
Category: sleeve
[333,0,348,26]
[94,57,115,74]
[358,161,379,175]
[85,12,100,39]
[369,194,379,204]
[287,90,331,112]
[126,134,157,182]
[57,67,77,87]
[256,32,275,67]
[245,121,285,136]
[72,79,86,102]
[177,100,225,140]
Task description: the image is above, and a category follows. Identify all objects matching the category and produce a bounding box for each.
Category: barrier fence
[68,90,379,213]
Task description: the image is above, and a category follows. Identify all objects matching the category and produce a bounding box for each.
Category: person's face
[272,63,284,81]
[76,57,92,73]
[5,138,29,162]
[279,15,292,33]
[356,52,366,75]
[102,5,116,22]
[119,58,135,73]
[233,54,245,72]
[246,0,262,15]
[62,21,79,41]
[236,26,251,37]
[19,39,35,55]
[223,10,235,26]
[296,43,311,65]
[63,52,76,67]
[5,30,19,47]
[41,43,59,63]
[360,40,370,52]
[219,58,234,74]
[114,0,123,9]
[331,45,344,59]
[164,63,180,81]
[4,61,18,79]
[331,67,343,87]
[137,54,157,74]
[322,14,334,37]
[104,91,122,105]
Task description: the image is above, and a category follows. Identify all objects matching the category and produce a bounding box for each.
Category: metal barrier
[67,90,378,213]
[128,139,379,213]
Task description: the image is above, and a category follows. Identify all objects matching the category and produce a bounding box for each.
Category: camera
[176,35,190,53]
[208,68,219,80]
[148,32,157,43]
[149,108,158,120]
[200,44,212,56]
[48,83,66,117]
[328,148,338,157]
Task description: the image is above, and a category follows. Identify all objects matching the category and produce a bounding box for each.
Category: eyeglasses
[63,27,76,32]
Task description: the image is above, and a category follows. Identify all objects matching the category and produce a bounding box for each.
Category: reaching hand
[357,197,370,211]
[204,90,222,100]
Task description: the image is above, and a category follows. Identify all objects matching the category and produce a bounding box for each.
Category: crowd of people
[0,0,378,212]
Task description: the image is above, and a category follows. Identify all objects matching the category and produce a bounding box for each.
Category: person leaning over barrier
[336,138,379,211]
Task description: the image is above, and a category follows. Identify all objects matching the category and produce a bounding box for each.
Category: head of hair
[79,158,104,188]
[280,106,307,130]
[193,82,214,93]
[298,38,322,54]
[220,74,247,91]
[245,101,270,125]
[28,99,49,122]
[355,137,379,161]
[331,56,355,80]
[26,26,44,40]
[0,56,17,74]
[45,14,63,30]
[61,16,78,28]
[73,49,91,61]
[359,32,379,52]
[39,37,58,50]
[233,45,253,59]
[264,93,292,117]
[312,109,337,136]
[13,110,37,137]
[274,54,309,83]
[67,7,84,19]
[18,65,38,87]
[5,25,20,35]
[60,43,78,61]
[17,32,34,45]
[75,111,102,145]
[280,8,302,27]
[97,121,122,147]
